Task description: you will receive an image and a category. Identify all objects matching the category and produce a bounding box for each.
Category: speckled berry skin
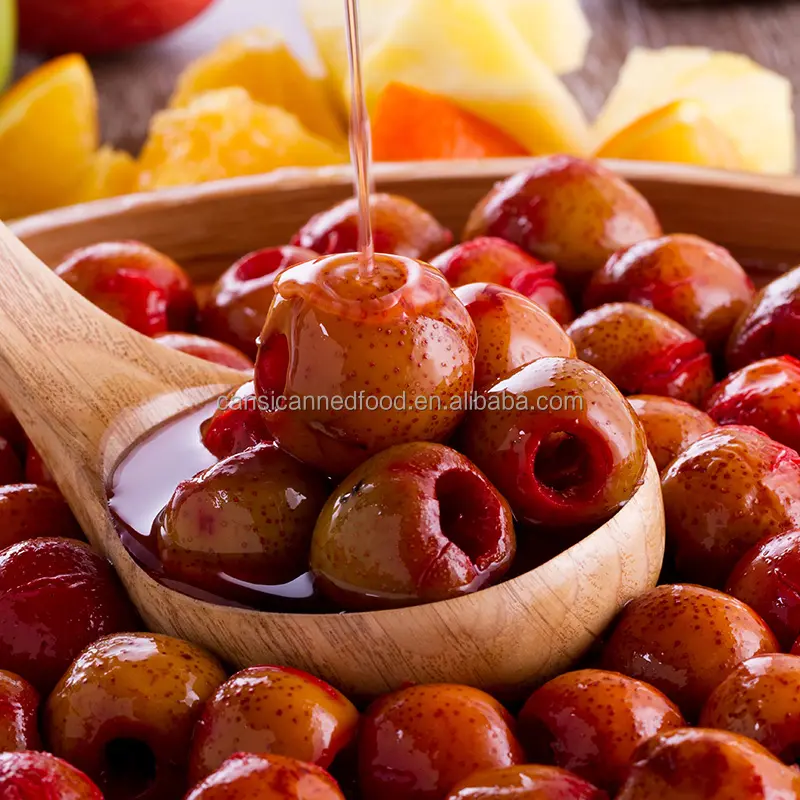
[0,670,41,752]
[292,194,453,261]
[460,357,647,528]
[0,538,138,693]
[201,382,273,460]
[727,265,800,371]
[661,425,800,587]
[454,283,575,390]
[200,246,319,359]
[255,254,477,475]
[518,669,684,793]
[359,683,524,800]
[189,665,359,784]
[186,753,346,800]
[310,442,515,610]
[627,395,716,472]
[700,654,800,764]
[152,332,254,371]
[727,530,800,651]
[462,156,662,287]
[445,765,608,800]
[616,728,800,800]
[705,357,800,453]
[602,584,779,720]
[0,437,22,485]
[585,235,754,351]
[432,238,575,325]
[55,240,197,334]
[158,443,329,602]
[0,751,103,800]
[567,303,714,406]
[46,632,227,800]
[0,485,83,548]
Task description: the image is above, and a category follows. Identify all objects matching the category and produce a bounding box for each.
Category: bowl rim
[11,158,800,240]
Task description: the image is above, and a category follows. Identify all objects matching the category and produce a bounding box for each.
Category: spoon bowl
[0,160,670,698]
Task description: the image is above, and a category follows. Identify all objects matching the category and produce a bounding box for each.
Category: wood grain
[14,159,800,279]
[12,0,800,155]
[0,161,673,697]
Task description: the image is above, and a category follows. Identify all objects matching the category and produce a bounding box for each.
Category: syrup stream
[344,0,376,278]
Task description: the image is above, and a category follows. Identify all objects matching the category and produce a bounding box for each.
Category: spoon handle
[0,222,240,495]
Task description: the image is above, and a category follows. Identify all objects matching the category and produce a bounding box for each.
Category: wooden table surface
[14,0,800,155]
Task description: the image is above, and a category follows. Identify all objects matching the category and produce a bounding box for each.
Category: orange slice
[64,147,138,205]
[0,54,98,220]
[595,99,745,170]
[170,28,345,145]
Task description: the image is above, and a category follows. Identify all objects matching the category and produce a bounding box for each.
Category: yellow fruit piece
[360,0,590,157]
[0,54,98,220]
[300,0,405,101]
[65,147,138,205]
[596,100,745,170]
[302,0,590,97]
[594,47,795,175]
[170,27,345,145]
[504,0,591,75]
[137,88,347,192]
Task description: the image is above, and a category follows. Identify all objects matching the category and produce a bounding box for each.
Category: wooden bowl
[16,157,765,697]
[13,159,800,280]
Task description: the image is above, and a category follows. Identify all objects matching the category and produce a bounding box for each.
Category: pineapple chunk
[301,0,591,99]
[360,0,590,157]
[594,47,714,144]
[170,28,345,144]
[504,0,591,75]
[300,0,404,103]
[595,47,795,175]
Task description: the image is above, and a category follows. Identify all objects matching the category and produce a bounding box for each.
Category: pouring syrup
[344,0,376,279]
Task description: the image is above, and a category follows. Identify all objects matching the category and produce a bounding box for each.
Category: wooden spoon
[0,220,664,698]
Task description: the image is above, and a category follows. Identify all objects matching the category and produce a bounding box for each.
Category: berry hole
[533,432,591,496]
[256,333,289,398]
[104,737,157,796]
[436,469,503,570]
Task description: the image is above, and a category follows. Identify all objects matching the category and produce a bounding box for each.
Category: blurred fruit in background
[170,28,345,144]
[504,0,591,75]
[593,47,795,174]
[0,0,15,90]
[372,83,528,161]
[360,0,591,157]
[64,147,138,206]
[0,0,795,221]
[137,88,345,191]
[17,0,216,55]
[300,0,590,93]
[0,54,98,219]
[595,99,744,171]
